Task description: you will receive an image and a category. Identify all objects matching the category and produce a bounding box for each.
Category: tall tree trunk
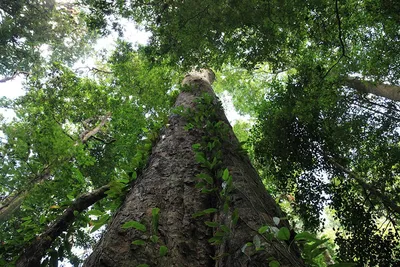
[84,70,303,267]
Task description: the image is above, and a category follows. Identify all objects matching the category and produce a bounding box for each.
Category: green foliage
[159,245,168,257]
[0,46,179,264]
[0,0,95,77]
[122,221,146,232]
[251,69,400,264]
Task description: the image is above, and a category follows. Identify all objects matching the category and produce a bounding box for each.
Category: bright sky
[0,21,151,120]
[0,20,246,124]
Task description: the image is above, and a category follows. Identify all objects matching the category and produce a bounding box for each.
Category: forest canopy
[1,0,400,266]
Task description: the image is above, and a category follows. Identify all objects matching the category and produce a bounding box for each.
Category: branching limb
[80,112,112,143]
[16,184,110,267]
[0,71,30,83]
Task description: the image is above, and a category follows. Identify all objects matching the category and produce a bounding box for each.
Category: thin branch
[16,184,110,267]
[0,71,29,83]
[322,0,347,79]
[353,102,400,122]
[335,0,346,58]
[360,97,400,113]
[80,112,112,143]
[92,136,116,144]
[327,157,400,215]
[74,66,113,74]
[52,115,76,142]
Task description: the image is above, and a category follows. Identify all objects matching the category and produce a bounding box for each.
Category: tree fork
[84,69,303,267]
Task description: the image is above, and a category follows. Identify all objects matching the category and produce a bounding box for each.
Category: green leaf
[119,178,130,184]
[192,143,201,150]
[222,168,230,181]
[132,240,146,246]
[276,227,290,241]
[195,181,206,188]
[152,207,161,217]
[197,173,214,184]
[91,214,110,233]
[201,188,216,194]
[232,208,239,226]
[204,221,219,227]
[208,236,223,245]
[220,225,230,233]
[203,208,217,214]
[192,211,205,218]
[310,247,327,258]
[159,245,168,256]
[152,207,160,232]
[136,264,149,267]
[150,235,159,243]
[195,152,207,164]
[87,210,104,216]
[258,225,269,234]
[294,231,320,242]
[269,260,280,267]
[122,221,147,232]
[39,215,46,224]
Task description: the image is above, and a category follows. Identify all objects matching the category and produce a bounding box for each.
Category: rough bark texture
[84,70,303,267]
[345,77,400,102]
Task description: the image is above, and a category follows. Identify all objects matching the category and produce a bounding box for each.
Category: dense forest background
[0,0,399,266]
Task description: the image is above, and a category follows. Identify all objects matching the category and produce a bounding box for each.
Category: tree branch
[352,101,400,122]
[322,0,347,79]
[74,66,113,74]
[327,157,400,215]
[345,77,400,102]
[0,71,29,83]
[16,184,110,267]
[0,168,51,222]
[335,0,346,58]
[80,112,111,143]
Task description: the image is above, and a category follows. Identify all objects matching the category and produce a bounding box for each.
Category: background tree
[0,0,94,82]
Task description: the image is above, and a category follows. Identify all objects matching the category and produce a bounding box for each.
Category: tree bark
[345,77,400,102]
[84,70,303,267]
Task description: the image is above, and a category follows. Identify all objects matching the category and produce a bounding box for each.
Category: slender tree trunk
[84,70,303,267]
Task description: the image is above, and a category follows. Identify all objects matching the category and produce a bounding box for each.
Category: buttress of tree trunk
[84,70,303,267]
[345,77,400,102]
